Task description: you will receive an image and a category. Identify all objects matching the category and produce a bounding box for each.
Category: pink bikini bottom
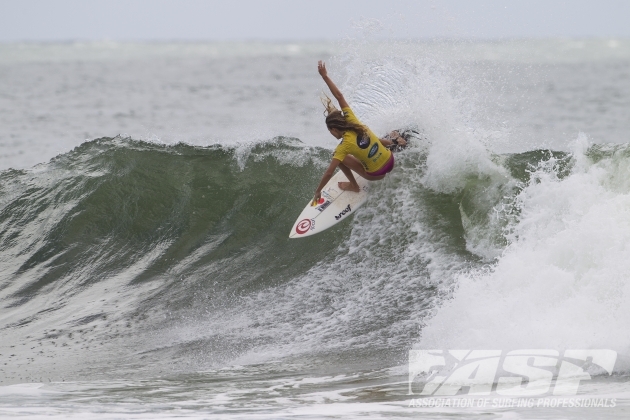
[366,153,395,177]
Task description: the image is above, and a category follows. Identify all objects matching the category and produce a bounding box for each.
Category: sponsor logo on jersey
[356,134,370,149]
[367,143,379,158]
[335,204,351,220]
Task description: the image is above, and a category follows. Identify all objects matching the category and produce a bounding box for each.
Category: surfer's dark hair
[321,95,366,138]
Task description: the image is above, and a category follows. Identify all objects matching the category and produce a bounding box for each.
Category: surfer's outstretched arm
[318,61,349,109]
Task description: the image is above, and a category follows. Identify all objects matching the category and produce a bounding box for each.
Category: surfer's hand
[313,191,321,203]
[318,61,327,78]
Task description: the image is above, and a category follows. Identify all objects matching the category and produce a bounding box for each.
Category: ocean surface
[1,39,630,419]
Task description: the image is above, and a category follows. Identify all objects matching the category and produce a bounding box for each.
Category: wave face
[0,132,502,380]
[1,138,325,299]
[8,128,630,387]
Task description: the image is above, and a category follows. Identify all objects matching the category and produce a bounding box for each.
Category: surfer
[314,61,405,202]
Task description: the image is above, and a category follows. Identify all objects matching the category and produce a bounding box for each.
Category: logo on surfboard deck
[367,143,379,158]
[316,200,331,212]
[311,197,326,207]
[295,218,315,234]
[335,204,351,220]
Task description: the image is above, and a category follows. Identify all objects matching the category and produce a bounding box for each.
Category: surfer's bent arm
[318,61,349,109]
[314,158,341,201]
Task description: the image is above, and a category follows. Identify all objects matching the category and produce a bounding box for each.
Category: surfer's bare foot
[390,130,407,147]
[381,131,407,148]
[338,181,360,192]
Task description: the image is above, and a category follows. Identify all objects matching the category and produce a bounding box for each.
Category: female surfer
[313,61,405,202]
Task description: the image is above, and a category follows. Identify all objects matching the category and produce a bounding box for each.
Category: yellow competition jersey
[332,107,392,173]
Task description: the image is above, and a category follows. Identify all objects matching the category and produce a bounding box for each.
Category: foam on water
[418,134,630,363]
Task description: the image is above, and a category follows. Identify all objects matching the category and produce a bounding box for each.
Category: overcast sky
[1,0,629,42]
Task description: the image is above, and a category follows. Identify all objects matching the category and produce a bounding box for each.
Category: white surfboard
[289,170,369,238]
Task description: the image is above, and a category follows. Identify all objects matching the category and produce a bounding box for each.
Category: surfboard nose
[288,170,368,238]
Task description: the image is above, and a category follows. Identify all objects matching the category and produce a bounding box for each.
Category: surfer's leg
[340,155,385,186]
[337,162,361,192]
